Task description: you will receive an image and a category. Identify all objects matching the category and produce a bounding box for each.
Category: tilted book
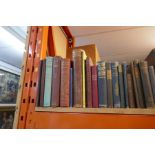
[97,61,107,107]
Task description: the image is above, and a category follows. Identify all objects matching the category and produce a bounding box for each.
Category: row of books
[36,49,155,108]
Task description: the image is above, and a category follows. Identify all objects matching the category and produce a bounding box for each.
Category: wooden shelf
[35,107,155,115]
[0,103,16,108]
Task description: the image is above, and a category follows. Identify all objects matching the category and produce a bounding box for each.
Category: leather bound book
[51,56,62,107]
[97,61,107,107]
[131,62,139,108]
[106,62,113,108]
[118,64,125,108]
[133,60,145,108]
[91,65,99,108]
[44,57,53,107]
[111,62,120,108]
[70,68,73,107]
[139,61,154,107]
[149,66,155,102]
[86,57,93,108]
[72,49,83,107]
[60,59,70,107]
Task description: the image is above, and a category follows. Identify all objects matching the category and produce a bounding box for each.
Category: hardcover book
[51,56,62,107]
[139,61,154,107]
[111,62,120,108]
[97,61,107,107]
[91,65,99,108]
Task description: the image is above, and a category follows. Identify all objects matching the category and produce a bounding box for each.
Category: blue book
[97,61,107,107]
[111,62,121,108]
[44,57,53,107]
[70,68,73,107]
[118,64,125,108]
[149,66,155,102]
[122,62,129,108]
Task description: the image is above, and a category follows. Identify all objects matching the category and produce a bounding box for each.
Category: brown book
[51,56,61,107]
[133,60,145,108]
[60,59,70,107]
[145,49,155,68]
[86,57,93,108]
[40,59,46,107]
[72,49,83,107]
[91,65,99,108]
[139,61,154,107]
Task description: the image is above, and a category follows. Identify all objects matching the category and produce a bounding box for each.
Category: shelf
[0,103,16,107]
[35,107,155,115]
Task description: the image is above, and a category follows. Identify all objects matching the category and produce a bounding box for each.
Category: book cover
[133,60,145,108]
[118,64,125,108]
[111,62,120,108]
[60,58,70,107]
[91,65,99,108]
[86,57,93,108]
[43,57,53,107]
[51,56,61,107]
[72,49,83,108]
[69,68,73,107]
[139,61,154,107]
[122,62,129,108]
[97,61,107,107]
[148,66,155,102]
[106,62,113,108]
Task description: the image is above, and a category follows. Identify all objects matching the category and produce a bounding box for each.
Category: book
[39,59,46,107]
[97,61,107,107]
[122,62,129,108]
[51,56,61,107]
[133,60,145,108]
[106,62,113,108]
[82,51,87,108]
[60,59,70,107]
[91,65,99,108]
[118,64,125,108]
[72,49,83,107]
[70,68,73,107]
[111,62,120,108]
[131,62,139,108]
[44,57,53,107]
[139,61,154,107]
[145,49,155,68]
[86,57,93,108]
[148,66,155,102]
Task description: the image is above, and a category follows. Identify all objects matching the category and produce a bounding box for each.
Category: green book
[44,57,53,107]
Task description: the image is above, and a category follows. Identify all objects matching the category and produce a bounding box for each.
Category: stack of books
[36,49,155,108]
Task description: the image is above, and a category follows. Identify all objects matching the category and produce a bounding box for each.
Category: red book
[60,59,70,107]
[91,65,99,108]
[51,56,61,107]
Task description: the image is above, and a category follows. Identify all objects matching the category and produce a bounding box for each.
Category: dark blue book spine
[70,68,73,107]
[123,63,129,108]
[97,61,107,107]
[149,66,155,102]
[111,62,121,108]
[118,64,125,108]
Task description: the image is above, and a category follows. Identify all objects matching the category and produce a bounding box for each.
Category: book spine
[82,52,86,108]
[60,59,70,107]
[149,66,155,102]
[127,73,136,108]
[51,56,61,107]
[106,62,113,108]
[36,60,43,107]
[43,57,53,107]
[123,63,129,108]
[72,50,83,107]
[86,58,92,108]
[133,60,145,108]
[97,61,107,107]
[111,62,120,108]
[139,61,154,107]
[118,64,125,108]
[69,68,73,107]
[131,62,139,108]
[91,65,99,108]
